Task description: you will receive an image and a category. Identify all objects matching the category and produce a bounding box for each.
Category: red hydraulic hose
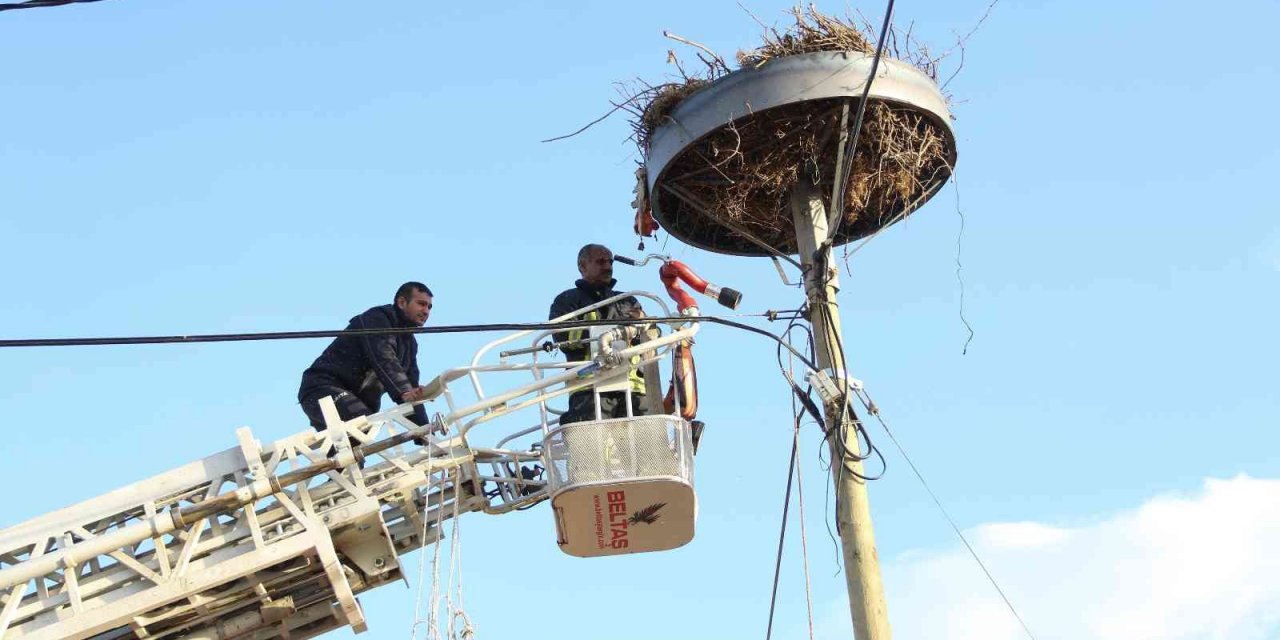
[654,259,741,422]
[658,260,743,313]
[664,340,698,420]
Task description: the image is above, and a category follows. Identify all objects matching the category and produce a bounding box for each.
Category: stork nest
[632,7,952,254]
[737,6,875,68]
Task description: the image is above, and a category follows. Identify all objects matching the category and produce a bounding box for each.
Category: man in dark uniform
[549,244,648,425]
[298,282,433,430]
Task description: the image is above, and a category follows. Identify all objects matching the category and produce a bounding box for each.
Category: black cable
[825,0,896,247]
[777,304,884,549]
[778,316,844,570]
[811,194,889,481]
[764,426,799,640]
[827,403,885,481]
[0,314,822,375]
[817,425,842,574]
[0,0,103,11]
[809,274,884,482]
[776,320,825,430]
[818,299,873,469]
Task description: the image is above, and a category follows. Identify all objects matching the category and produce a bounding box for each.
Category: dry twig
[622,6,952,253]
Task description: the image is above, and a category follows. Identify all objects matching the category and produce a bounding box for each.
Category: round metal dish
[645,51,957,256]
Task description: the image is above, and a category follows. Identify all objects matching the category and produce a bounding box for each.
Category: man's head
[577,244,614,285]
[394,281,434,327]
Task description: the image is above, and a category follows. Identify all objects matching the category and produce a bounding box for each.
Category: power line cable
[766,322,820,640]
[809,248,885,482]
[795,0,898,484]
[764,422,800,640]
[792,419,816,640]
[824,0,896,246]
[0,0,103,12]
[796,51,903,581]
[0,314,823,374]
[776,320,825,431]
[779,318,846,570]
[851,387,1037,640]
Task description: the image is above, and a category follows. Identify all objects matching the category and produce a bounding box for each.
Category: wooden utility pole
[791,181,892,640]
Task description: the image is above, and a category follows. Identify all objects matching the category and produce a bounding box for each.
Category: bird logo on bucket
[629,502,666,526]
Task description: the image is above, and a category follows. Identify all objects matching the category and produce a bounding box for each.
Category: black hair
[394,281,433,304]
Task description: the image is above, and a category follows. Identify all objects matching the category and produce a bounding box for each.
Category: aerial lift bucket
[545,414,696,557]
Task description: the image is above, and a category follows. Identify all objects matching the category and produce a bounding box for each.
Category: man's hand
[617,297,645,320]
[402,386,428,403]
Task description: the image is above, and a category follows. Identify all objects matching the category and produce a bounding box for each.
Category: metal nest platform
[644,52,957,256]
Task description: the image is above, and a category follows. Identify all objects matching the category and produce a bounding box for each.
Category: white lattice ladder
[0,290,701,640]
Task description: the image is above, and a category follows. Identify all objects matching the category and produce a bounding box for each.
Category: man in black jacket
[549,244,647,425]
[298,282,433,430]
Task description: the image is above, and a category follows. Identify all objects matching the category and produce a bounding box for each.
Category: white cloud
[810,476,1280,640]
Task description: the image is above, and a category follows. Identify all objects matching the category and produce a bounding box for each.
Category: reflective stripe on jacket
[549,279,646,394]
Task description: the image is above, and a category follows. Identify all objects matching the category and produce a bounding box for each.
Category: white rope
[409,469,439,640]
[445,477,475,639]
[409,466,476,640]
[427,471,448,639]
[409,468,449,639]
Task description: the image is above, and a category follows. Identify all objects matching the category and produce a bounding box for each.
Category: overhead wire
[0,0,103,11]
[0,303,881,636]
[823,0,896,246]
[0,298,877,636]
[774,312,883,482]
[814,282,885,480]
[787,0,895,490]
[775,3,897,591]
[823,0,1014,621]
[817,431,841,573]
[775,320,825,430]
[792,417,816,640]
[766,320,821,640]
[10,0,1013,634]
[851,386,1037,640]
[0,314,818,371]
[796,9,1014,622]
[809,246,886,485]
[777,317,847,570]
[748,0,898,600]
[764,418,800,640]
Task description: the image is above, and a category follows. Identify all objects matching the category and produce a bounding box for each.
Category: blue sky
[2,1,1279,638]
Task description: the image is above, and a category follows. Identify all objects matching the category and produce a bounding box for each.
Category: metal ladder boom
[0,410,483,640]
[0,294,699,640]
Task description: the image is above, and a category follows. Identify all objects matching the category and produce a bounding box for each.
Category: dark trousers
[300,388,375,431]
[560,390,648,426]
